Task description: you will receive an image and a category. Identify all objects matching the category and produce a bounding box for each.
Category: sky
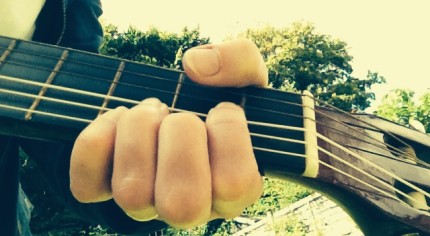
[100,0,430,111]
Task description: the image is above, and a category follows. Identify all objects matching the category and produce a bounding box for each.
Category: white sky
[100,0,430,110]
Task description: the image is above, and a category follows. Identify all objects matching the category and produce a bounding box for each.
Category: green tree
[239,22,386,111]
[100,24,210,69]
[375,89,430,133]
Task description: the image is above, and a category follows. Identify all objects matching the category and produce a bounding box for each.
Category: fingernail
[138,98,169,116]
[183,48,220,77]
[97,106,127,123]
[140,98,162,107]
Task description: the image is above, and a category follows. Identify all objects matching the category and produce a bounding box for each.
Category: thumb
[182,38,268,88]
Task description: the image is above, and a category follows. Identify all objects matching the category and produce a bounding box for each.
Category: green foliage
[240,22,386,111]
[416,92,430,132]
[270,215,309,235]
[100,24,210,69]
[243,178,312,216]
[165,178,312,235]
[375,89,430,133]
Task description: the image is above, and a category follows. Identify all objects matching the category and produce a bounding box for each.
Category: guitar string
[0,72,423,167]
[0,47,428,184]
[317,142,429,210]
[317,131,430,199]
[0,49,421,164]
[0,73,426,167]
[1,87,429,204]
[0,46,423,163]
[1,102,427,210]
[0,86,419,171]
[316,160,428,210]
[0,47,308,108]
[311,95,419,155]
[312,110,430,168]
[0,52,422,162]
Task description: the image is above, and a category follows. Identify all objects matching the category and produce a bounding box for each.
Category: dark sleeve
[29,0,168,234]
[33,0,104,53]
[60,0,104,52]
[20,139,167,234]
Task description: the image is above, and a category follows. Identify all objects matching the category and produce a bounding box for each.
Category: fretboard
[0,36,307,175]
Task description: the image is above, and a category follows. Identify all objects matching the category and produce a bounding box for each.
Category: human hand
[69,38,268,229]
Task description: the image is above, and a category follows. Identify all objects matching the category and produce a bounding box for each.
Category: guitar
[0,36,429,235]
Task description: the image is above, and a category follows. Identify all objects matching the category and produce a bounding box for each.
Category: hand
[69,39,268,229]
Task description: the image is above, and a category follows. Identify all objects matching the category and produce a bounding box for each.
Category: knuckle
[215,173,255,201]
[162,112,204,129]
[74,128,105,151]
[113,182,153,211]
[156,194,210,229]
[126,105,165,124]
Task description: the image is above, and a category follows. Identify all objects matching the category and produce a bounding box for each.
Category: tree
[239,22,386,111]
[375,89,430,133]
[100,24,210,69]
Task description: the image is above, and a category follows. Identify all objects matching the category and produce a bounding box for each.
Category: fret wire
[0,40,17,66]
[171,73,185,109]
[98,61,125,116]
[25,50,69,120]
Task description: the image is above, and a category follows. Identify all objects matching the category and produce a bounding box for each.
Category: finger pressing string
[70,106,128,203]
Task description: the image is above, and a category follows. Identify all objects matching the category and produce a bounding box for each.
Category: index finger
[182,38,268,88]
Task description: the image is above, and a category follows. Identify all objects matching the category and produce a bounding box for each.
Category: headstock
[311,107,430,235]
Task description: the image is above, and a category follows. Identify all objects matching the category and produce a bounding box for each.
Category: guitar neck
[0,36,308,176]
